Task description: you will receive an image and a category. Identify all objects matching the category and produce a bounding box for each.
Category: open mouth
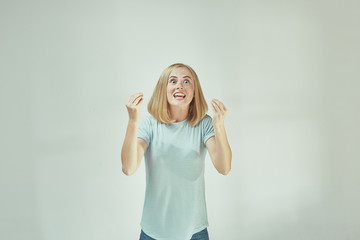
[173,93,186,99]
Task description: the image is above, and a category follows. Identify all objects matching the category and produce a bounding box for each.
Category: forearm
[121,120,139,175]
[214,125,232,174]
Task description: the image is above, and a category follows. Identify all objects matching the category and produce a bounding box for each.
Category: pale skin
[121,67,232,176]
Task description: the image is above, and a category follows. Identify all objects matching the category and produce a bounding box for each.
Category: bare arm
[121,93,148,176]
[206,99,232,175]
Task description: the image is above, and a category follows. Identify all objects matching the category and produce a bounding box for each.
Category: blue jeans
[139,227,209,240]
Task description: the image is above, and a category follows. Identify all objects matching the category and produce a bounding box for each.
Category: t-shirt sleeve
[202,115,215,145]
[138,116,152,145]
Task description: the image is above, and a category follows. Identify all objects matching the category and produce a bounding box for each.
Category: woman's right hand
[125,92,143,122]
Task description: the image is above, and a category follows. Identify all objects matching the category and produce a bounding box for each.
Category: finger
[129,92,143,101]
[129,93,143,104]
[132,95,143,104]
[210,102,216,112]
[213,99,226,112]
[133,93,143,100]
[134,96,143,105]
[218,101,227,112]
[213,98,223,107]
[211,100,220,112]
[212,99,220,110]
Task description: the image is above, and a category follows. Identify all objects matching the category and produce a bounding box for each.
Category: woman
[121,63,232,240]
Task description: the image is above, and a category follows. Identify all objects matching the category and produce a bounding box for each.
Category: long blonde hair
[147,63,208,126]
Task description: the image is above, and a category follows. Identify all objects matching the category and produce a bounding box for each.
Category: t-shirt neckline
[170,118,188,126]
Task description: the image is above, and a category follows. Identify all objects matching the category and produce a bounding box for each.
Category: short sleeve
[138,116,152,145]
[202,115,215,145]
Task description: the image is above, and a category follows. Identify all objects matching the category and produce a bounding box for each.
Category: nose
[176,81,184,89]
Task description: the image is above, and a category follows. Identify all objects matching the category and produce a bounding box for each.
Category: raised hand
[210,98,227,128]
[125,93,143,122]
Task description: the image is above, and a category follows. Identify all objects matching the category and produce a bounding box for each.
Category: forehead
[169,67,192,78]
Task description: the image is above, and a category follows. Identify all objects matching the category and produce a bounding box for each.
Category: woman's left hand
[211,98,228,128]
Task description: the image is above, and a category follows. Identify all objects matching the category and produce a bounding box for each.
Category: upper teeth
[174,93,185,97]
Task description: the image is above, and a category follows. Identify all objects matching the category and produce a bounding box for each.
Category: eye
[184,80,190,84]
[170,79,176,84]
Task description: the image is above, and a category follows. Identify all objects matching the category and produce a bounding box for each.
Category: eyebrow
[169,75,192,79]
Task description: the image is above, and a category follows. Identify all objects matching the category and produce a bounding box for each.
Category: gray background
[1,0,359,239]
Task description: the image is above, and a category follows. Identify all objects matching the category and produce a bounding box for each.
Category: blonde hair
[147,63,208,126]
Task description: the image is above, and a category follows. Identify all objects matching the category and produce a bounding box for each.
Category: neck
[168,105,189,122]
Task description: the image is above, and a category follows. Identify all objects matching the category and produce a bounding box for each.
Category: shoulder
[140,115,156,122]
[193,114,213,129]
[199,114,212,125]
[139,115,157,127]
[203,114,212,121]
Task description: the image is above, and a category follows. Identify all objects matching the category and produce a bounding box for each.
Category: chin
[168,101,190,107]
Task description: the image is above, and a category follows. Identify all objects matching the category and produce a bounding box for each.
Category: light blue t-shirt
[137,114,215,240]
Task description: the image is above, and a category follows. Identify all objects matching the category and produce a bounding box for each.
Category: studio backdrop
[1,0,359,239]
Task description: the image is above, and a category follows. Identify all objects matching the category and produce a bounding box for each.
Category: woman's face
[166,67,195,108]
